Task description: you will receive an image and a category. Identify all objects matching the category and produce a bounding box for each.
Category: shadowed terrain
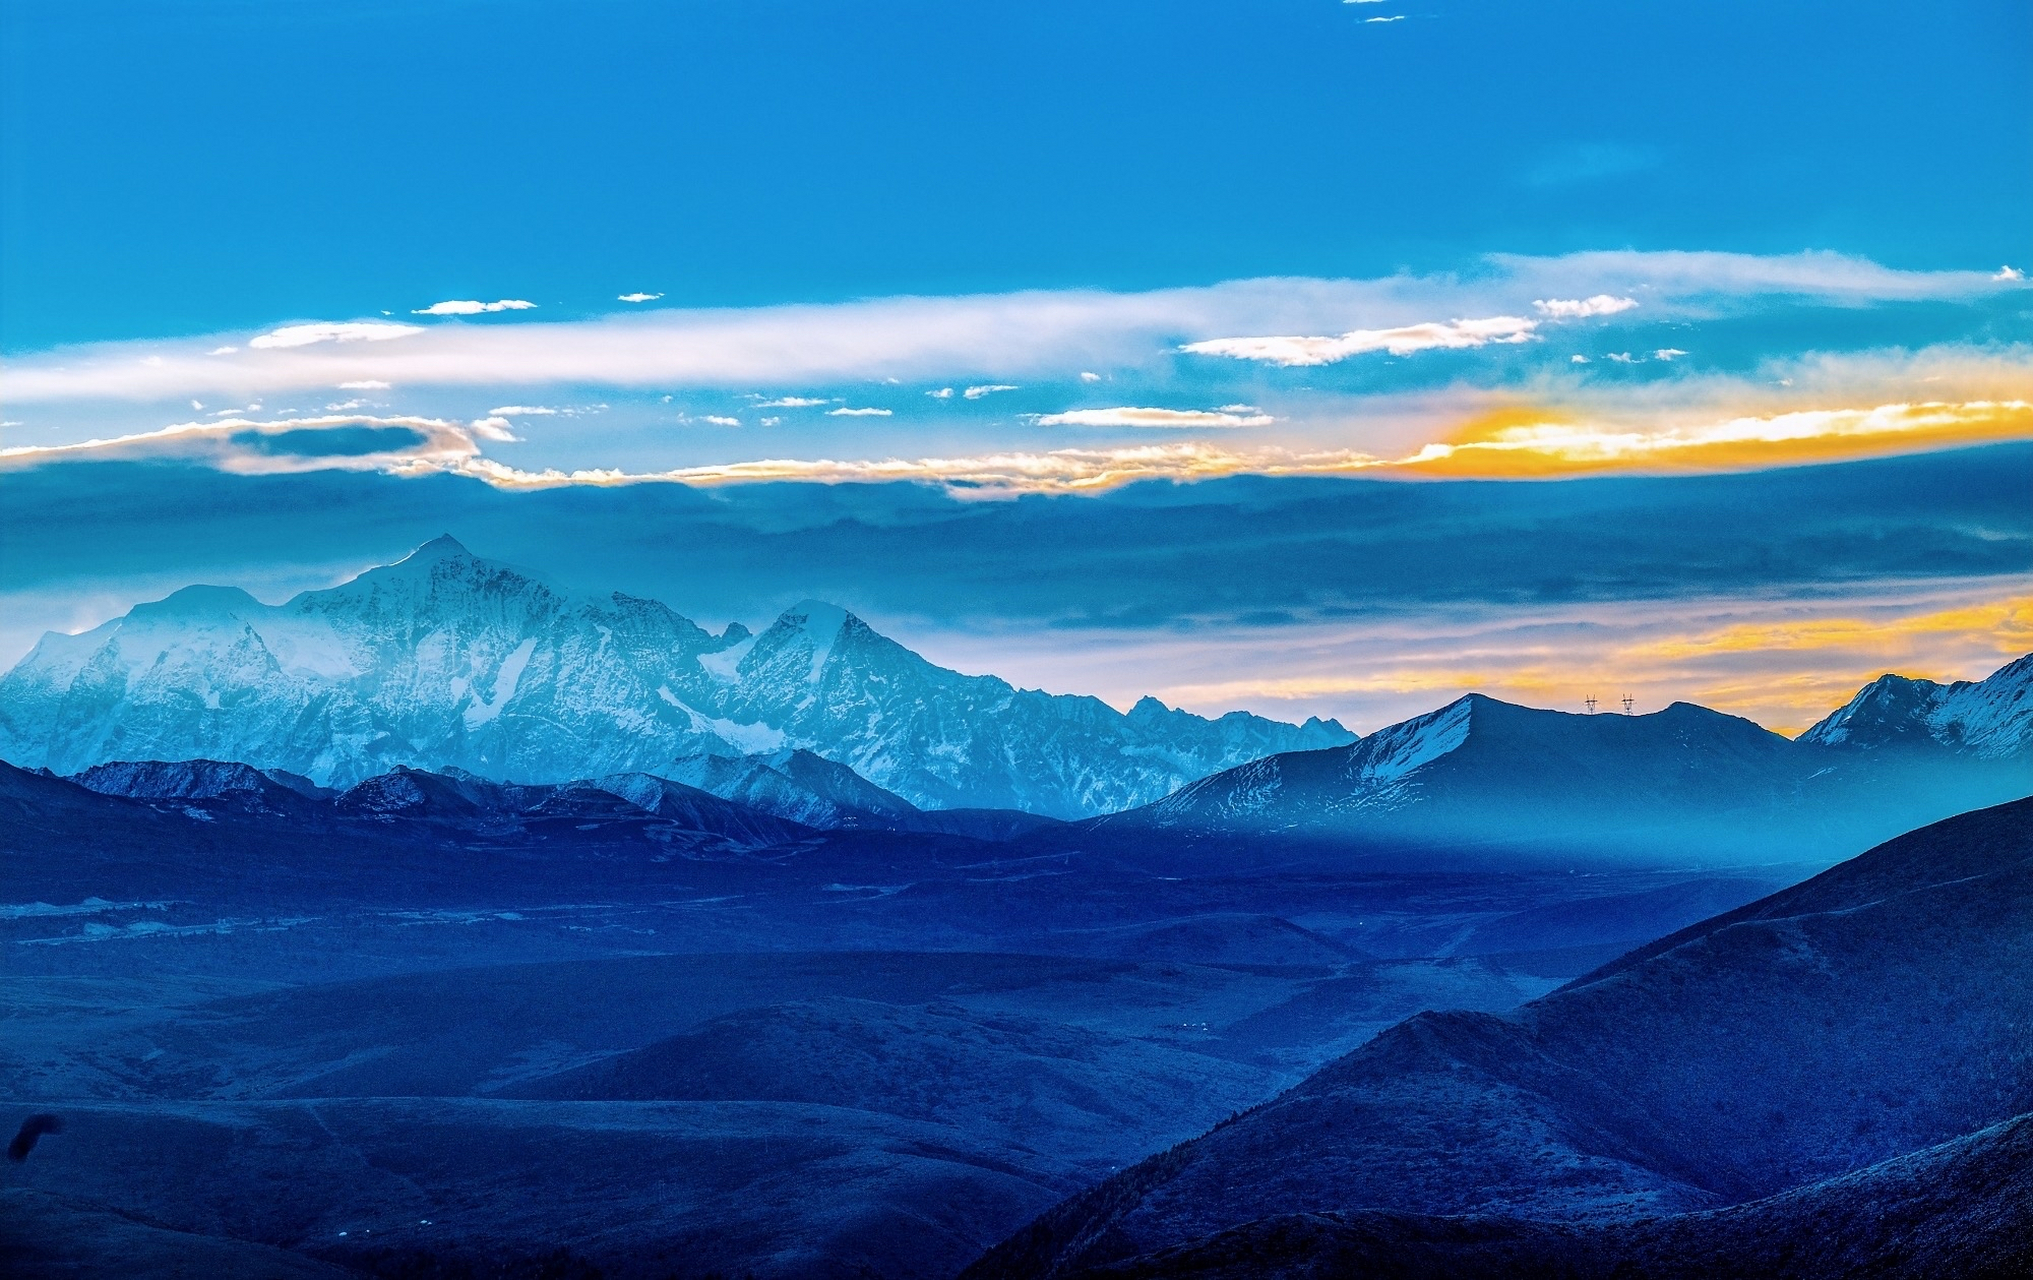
[965,799,2033,1279]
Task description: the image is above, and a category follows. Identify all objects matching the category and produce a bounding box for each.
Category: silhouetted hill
[969,798,2033,1278]
[1041,1112,2033,1279]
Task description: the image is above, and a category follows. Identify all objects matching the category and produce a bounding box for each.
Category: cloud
[964,384,1019,399]
[412,299,538,316]
[759,416,782,426]
[1395,399,2033,478]
[488,405,559,416]
[1533,295,1638,318]
[1034,407,1276,429]
[207,346,238,356]
[927,388,955,399]
[753,396,834,407]
[8,252,2018,407]
[0,413,483,476]
[1995,266,2024,282]
[247,322,423,350]
[1364,15,1404,22]
[1571,355,1590,364]
[325,399,370,411]
[468,416,520,442]
[1653,348,1690,361]
[702,415,741,426]
[1183,316,1539,366]
[339,380,393,390]
[828,406,893,416]
[618,292,664,303]
[1080,371,1102,383]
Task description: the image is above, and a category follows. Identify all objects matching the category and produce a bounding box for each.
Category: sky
[2,0,2029,735]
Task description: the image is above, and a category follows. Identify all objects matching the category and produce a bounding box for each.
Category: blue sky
[2,0,2028,732]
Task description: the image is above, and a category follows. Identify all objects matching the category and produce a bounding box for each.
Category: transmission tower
[1621,695,1634,715]
[1585,696,1598,714]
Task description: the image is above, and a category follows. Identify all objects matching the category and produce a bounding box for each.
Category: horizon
[10,528,2024,742]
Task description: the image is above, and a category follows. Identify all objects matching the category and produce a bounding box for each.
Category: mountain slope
[1800,652,2033,756]
[967,798,2033,1277]
[1039,1112,2033,1280]
[0,538,1351,816]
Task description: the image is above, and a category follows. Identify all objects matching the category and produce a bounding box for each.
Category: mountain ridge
[1089,661,2032,864]
[0,538,1351,817]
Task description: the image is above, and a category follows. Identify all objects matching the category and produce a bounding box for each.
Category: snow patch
[699,631,758,682]
[463,638,536,729]
[1350,698,1473,783]
[699,715,787,754]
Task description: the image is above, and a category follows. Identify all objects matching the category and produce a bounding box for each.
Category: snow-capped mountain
[0,536,1352,817]
[1799,653,2033,757]
[1129,694,1802,841]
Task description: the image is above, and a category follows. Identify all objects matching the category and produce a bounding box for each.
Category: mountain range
[1089,656,2033,864]
[0,537,1351,818]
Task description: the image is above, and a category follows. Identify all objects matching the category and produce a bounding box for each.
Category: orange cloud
[1398,399,2033,478]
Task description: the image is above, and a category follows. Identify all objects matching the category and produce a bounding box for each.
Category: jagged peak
[777,599,853,636]
[408,533,472,560]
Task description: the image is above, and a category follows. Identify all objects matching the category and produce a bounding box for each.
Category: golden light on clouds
[1398,399,2033,479]
[5,396,2030,496]
[1145,588,2033,736]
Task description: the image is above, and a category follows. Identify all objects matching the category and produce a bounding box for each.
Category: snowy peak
[0,538,1354,816]
[1800,654,2033,757]
[739,600,855,686]
[128,584,265,622]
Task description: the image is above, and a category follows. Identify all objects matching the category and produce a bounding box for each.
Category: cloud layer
[7,250,2017,404]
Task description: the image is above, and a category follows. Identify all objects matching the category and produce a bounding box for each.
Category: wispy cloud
[753,396,834,408]
[339,380,393,390]
[6,252,2018,407]
[1034,407,1275,429]
[618,292,664,303]
[1364,15,1404,22]
[247,322,423,350]
[964,384,1019,399]
[1534,295,1637,318]
[701,415,741,426]
[827,406,892,416]
[469,416,520,442]
[412,299,538,316]
[1184,316,1539,365]
[488,404,559,415]
[1994,266,2024,282]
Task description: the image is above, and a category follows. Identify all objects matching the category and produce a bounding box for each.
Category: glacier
[0,536,1353,817]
